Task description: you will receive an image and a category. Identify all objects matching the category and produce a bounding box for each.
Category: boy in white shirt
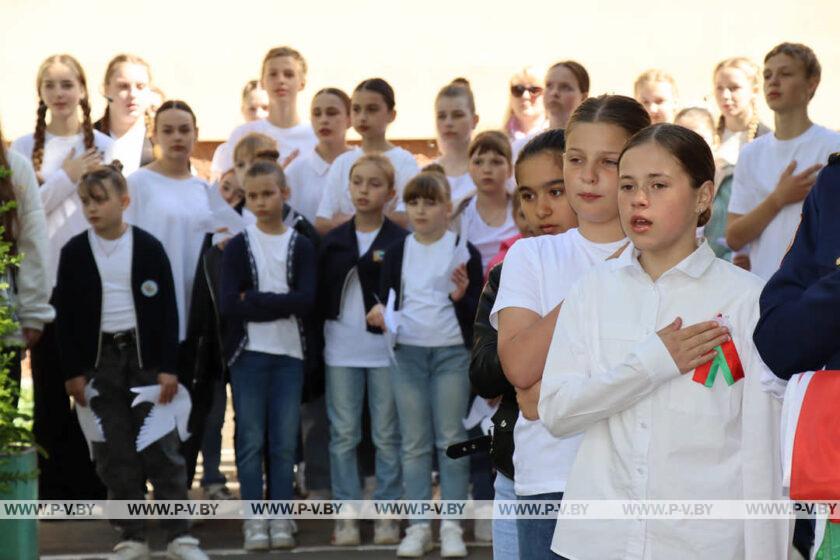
[726,42,840,280]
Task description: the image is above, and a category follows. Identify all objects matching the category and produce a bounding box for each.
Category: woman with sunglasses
[503,67,546,144]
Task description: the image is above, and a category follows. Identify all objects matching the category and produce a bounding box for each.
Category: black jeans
[89,333,189,542]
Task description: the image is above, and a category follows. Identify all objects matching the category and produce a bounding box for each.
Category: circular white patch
[141,280,159,298]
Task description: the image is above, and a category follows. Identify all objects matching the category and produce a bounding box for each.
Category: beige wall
[2,0,839,143]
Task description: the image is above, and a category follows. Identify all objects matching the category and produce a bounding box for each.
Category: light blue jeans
[392,344,470,524]
[325,365,401,500]
[230,351,302,501]
[493,473,519,559]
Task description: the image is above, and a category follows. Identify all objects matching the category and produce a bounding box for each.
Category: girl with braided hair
[10,53,113,501]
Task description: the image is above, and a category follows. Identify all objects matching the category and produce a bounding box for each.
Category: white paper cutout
[383,288,401,363]
[462,397,499,432]
[75,381,105,459]
[130,383,192,451]
[207,184,247,245]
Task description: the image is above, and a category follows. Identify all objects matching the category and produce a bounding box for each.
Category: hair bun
[421,163,447,176]
[255,149,280,161]
[450,77,471,90]
[109,160,124,174]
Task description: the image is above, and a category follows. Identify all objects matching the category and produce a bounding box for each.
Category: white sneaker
[397,523,433,557]
[332,518,361,545]
[165,536,210,560]
[112,540,150,560]
[440,521,468,558]
[242,519,269,551]
[474,518,493,542]
[269,519,296,549]
[374,518,401,545]
[202,483,233,500]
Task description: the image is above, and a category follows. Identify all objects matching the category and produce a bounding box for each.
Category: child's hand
[62,148,102,184]
[65,375,87,406]
[771,160,822,208]
[657,317,730,374]
[157,373,179,404]
[516,380,541,421]
[366,303,386,330]
[449,263,468,302]
[281,149,300,169]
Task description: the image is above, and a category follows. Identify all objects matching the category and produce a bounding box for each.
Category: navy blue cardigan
[318,217,408,334]
[54,226,179,380]
[219,228,318,370]
[380,235,483,349]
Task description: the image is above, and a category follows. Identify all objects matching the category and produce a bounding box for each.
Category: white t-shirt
[221,119,317,171]
[489,228,628,495]
[108,122,148,177]
[244,225,302,359]
[460,197,518,270]
[125,168,214,341]
[284,149,333,223]
[89,228,136,333]
[11,130,114,288]
[728,124,840,280]
[324,227,390,368]
[316,147,419,219]
[398,231,463,347]
[447,172,476,209]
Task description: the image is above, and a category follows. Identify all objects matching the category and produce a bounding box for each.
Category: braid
[716,115,726,141]
[79,97,95,151]
[144,110,154,144]
[747,99,760,142]
[31,100,48,175]
[96,106,111,134]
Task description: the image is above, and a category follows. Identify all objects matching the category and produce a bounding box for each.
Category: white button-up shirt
[538,241,790,560]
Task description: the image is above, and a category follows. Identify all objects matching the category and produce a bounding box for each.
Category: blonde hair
[233,133,278,164]
[713,57,761,141]
[634,69,679,98]
[261,46,308,79]
[96,54,154,138]
[349,154,395,190]
[503,66,543,136]
[32,54,95,173]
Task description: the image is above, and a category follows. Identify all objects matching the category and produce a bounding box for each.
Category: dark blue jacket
[380,234,483,349]
[318,217,407,334]
[754,157,840,378]
[54,226,179,380]
[219,228,319,373]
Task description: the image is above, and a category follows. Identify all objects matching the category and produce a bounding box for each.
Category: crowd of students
[1,40,839,560]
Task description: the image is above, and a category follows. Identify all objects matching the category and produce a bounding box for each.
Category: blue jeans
[325,365,401,500]
[494,473,519,559]
[392,344,470,523]
[230,351,303,500]
[200,378,227,487]
[517,491,565,560]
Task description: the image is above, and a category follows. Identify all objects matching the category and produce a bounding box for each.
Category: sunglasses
[510,84,544,98]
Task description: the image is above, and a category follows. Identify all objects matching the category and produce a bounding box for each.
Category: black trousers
[30,322,106,500]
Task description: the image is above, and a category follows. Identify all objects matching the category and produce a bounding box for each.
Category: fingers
[781,160,797,177]
[64,147,77,161]
[657,317,682,336]
[674,320,722,340]
[684,325,729,346]
[796,163,823,180]
[684,349,719,372]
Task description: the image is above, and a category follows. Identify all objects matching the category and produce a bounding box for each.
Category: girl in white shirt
[12,53,113,501]
[126,100,214,343]
[284,88,352,223]
[94,54,156,177]
[634,69,679,125]
[210,80,270,180]
[368,168,483,558]
[493,95,650,560]
[535,123,788,560]
[459,131,518,269]
[435,79,478,209]
[314,78,419,234]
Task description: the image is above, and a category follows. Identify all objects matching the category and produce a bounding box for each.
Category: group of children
[1,39,839,560]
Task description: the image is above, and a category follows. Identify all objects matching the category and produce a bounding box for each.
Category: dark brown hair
[619,123,715,226]
[548,61,590,95]
[436,78,475,114]
[79,160,128,200]
[154,99,196,129]
[403,166,451,204]
[243,160,287,190]
[566,94,651,139]
[354,78,396,111]
[314,87,351,114]
[514,129,565,185]
[468,130,512,164]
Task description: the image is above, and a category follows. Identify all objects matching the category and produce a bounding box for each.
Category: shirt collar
[306,150,330,177]
[614,239,717,280]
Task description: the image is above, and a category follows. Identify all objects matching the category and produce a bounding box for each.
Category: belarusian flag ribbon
[692,338,744,387]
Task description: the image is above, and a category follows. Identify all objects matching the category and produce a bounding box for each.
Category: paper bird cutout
[130,383,192,451]
[75,380,105,459]
[383,288,400,363]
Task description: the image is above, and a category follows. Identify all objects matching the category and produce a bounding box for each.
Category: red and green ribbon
[692,339,744,387]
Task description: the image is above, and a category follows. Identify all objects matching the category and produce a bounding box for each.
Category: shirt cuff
[635,332,681,385]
